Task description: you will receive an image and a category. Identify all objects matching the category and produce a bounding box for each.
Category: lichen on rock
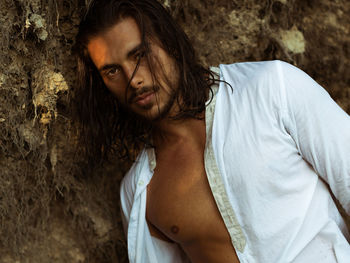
[32,67,69,125]
[279,25,306,54]
[28,14,48,41]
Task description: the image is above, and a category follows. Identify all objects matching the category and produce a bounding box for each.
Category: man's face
[87,17,178,121]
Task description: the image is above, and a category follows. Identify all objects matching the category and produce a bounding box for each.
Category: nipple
[171,225,179,234]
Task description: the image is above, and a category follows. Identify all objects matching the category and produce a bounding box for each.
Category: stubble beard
[125,84,178,123]
[152,87,177,122]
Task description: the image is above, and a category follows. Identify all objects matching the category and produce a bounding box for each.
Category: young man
[75,0,350,262]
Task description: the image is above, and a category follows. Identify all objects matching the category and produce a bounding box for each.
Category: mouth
[133,91,155,107]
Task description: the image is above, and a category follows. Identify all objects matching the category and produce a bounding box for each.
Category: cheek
[104,83,126,104]
[103,77,128,98]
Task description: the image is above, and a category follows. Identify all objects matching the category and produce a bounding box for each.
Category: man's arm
[277,61,350,215]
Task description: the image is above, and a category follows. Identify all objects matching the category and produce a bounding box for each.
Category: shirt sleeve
[277,61,350,215]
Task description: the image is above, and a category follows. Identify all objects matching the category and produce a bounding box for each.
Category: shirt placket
[204,85,246,253]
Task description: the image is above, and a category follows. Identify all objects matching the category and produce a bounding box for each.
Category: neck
[152,114,206,148]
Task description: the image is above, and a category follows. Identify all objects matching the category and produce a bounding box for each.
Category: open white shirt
[120,60,350,263]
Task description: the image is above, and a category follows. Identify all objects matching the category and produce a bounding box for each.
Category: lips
[133,92,155,107]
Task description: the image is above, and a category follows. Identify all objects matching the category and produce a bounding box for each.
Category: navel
[171,225,179,234]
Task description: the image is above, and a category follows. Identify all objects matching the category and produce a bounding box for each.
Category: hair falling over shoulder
[73,0,219,167]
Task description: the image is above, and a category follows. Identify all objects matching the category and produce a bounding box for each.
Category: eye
[105,67,120,78]
[134,50,146,61]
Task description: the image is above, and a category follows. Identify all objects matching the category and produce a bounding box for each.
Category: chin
[131,93,176,122]
[143,109,165,122]
[131,106,162,121]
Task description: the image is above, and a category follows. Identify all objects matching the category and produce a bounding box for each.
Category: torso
[146,130,240,263]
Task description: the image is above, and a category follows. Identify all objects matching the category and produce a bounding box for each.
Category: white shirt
[120,60,350,263]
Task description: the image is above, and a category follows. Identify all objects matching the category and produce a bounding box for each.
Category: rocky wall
[0,0,349,262]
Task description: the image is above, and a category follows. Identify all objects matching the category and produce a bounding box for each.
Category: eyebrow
[98,43,144,73]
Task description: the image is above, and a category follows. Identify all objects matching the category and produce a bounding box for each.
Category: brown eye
[106,67,120,78]
[135,51,146,61]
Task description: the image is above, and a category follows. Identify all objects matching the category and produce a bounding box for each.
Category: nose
[124,64,143,88]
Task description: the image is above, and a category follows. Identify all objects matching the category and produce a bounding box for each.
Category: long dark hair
[74,0,219,164]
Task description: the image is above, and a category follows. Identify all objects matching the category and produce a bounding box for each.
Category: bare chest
[146,149,230,246]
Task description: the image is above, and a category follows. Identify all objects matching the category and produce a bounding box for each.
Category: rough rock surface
[0,0,349,262]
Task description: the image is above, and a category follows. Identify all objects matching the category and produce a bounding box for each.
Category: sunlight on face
[87,17,179,121]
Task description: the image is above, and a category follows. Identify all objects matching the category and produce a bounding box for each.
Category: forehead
[87,17,141,69]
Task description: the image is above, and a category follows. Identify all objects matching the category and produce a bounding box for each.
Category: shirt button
[150,161,156,167]
[138,180,144,186]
